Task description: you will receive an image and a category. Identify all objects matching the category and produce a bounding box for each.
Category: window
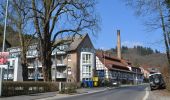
[12,60,15,67]
[82,54,91,64]
[67,67,71,75]
[81,52,93,81]
[67,54,71,61]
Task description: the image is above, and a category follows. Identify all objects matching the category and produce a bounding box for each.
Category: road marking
[143,87,149,100]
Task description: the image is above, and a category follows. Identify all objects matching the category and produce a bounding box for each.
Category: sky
[89,0,165,52]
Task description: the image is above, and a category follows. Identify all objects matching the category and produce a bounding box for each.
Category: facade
[130,67,143,84]
[140,65,161,79]
[1,57,22,81]
[6,34,95,82]
[96,51,143,84]
[52,34,95,82]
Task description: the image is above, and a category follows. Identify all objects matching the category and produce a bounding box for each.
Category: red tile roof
[96,51,130,71]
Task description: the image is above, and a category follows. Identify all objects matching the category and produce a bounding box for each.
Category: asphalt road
[53,85,148,100]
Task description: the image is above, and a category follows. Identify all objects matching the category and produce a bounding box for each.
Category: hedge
[2,81,59,97]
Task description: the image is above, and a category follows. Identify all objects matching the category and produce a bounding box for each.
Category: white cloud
[122,41,144,48]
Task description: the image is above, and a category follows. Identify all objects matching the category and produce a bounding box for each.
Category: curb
[36,85,146,100]
[36,88,115,100]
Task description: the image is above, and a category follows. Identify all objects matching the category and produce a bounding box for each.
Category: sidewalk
[147,89,170,100]
[37,87,112,100]
[0,87,112,100]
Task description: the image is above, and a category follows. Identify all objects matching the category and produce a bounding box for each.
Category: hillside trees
[124,0,170,72]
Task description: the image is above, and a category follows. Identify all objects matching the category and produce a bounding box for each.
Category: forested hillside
[0,25,36,47]
[97,46,168,67]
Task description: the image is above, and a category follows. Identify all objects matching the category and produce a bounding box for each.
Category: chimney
[117,30,121,59]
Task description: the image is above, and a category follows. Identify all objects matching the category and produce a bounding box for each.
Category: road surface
[52,85,148,100]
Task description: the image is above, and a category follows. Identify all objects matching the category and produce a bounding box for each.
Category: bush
[2,81,59,97]
[59,82,79,94]
[161,66,170,91]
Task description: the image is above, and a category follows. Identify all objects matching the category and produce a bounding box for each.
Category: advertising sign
[0,52,9,64]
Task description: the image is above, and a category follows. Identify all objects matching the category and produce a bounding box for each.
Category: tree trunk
[40,34,52,81]
[158,1,170,72]
[18,22,28,81]
[21,48,28,81]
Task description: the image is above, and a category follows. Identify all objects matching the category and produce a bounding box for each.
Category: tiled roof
[96,51,130,71]
[54,34,87,51]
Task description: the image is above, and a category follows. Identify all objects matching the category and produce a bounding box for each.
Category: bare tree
[31,0,99,81]
[0,0,34,81]
[124,0,170,72]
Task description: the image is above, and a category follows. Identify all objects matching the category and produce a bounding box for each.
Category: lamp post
[136,69,138,85]
[2,0,9,52]
[34,57,38,81]
[54,51,57,81]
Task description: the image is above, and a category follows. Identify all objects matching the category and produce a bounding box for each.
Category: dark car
[149,73,166,91]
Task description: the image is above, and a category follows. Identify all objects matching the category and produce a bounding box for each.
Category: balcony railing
[56,64,67,67]
[28,73,44,79]
[56,73,67,78]
[56,51,66,55]
[3,74,14,79]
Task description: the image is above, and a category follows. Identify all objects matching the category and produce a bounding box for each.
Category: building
[5,57,23,81]
[6,34,95,82]
[130,67,143,84]
[96,51,143,84]
[140,65,161,79]
[52,34,95,82]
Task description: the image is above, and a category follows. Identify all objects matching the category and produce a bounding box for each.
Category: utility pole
[2,0,9,52]
[0,0,9,96]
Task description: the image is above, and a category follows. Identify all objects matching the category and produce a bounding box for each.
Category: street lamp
[34,57,38,81]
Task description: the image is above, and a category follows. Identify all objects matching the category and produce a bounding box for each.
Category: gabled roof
[96,51,130,71]
[54,34,88,52]
[141,65,160,73]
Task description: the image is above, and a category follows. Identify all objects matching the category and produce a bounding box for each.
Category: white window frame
[80,52,94,81]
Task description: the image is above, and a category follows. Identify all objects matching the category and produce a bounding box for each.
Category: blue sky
[90,0,165,52]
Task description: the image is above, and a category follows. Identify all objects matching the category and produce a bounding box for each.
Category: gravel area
[147,89,170,100]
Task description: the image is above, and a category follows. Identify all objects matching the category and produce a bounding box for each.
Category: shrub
[161,66,170,91]
[59,82,79,94]
[2,81,59,97]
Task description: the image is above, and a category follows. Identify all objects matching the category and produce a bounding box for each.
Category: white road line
[143,87,149,100]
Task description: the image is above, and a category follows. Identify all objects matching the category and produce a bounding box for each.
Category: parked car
[149,73,166,91]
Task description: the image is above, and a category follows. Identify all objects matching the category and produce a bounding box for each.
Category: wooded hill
[0,25,36,47]
[97,46,168,67]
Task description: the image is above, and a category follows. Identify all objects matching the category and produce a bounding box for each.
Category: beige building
[52,34,95,82]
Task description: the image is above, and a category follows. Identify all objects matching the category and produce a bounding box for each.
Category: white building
[96,51,143,84]
[1,57,22,81]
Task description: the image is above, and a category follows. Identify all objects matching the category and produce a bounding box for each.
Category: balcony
[8,66,14,69]
[28,74,34,79]
[3,74,14,80]
[56,64,67,67]
[56,51,66,55]
[56,73,67,78]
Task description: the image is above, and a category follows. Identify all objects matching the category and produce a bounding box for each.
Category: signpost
[0,67,3,96]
